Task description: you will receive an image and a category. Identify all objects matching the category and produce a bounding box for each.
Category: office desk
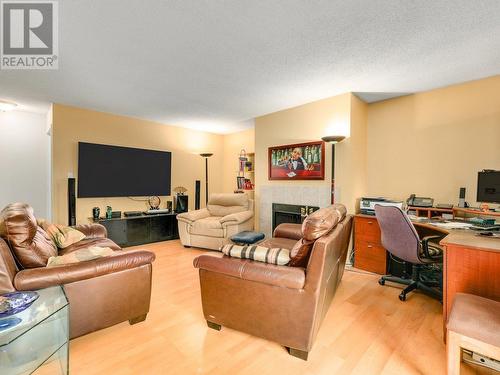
[353,215,448,274]
[353,214,500,337]
[440,231,500,336]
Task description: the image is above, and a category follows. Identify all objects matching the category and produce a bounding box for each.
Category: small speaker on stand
[195,180,201,210]
[175,195,188,213]
[68,178,76,226]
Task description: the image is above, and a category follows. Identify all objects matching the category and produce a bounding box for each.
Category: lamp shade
[200,153,213,158]
[321,135,346,144]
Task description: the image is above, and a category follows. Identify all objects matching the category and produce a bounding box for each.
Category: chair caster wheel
[399,293,406,301]
[378,279,385,286]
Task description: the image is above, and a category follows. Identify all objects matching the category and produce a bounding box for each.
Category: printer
[360,197,404,215]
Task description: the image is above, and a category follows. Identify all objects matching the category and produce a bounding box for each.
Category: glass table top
[0,286,68,346]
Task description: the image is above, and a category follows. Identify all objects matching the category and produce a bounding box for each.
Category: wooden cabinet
[97,213,179,247]
[353,215,387,274]
[441,233,500,337]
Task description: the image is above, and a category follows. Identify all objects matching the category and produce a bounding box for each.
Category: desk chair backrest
[374,205,421,264]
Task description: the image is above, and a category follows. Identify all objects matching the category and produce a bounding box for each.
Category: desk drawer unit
[354,215,387,274]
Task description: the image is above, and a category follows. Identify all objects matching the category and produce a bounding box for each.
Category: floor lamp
[321,136,345,204]
[200,153,213,205]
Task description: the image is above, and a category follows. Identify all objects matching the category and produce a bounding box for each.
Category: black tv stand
[93,212,179,247]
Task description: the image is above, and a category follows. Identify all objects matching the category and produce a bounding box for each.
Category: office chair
[374,205,444,302]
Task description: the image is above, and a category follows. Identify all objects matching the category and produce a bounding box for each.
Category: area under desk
[353,214,500,338]
[440,229,500,338]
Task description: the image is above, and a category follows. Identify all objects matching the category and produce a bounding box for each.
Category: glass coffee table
[0,286,69,375]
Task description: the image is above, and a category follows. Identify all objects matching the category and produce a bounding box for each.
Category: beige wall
[336,94,367,213]
[51,75,500,226]
[222,128,255,192]
[366,76,500,207]
[0,111,51,218]
[254,93,367,228]
[52,104,224,224]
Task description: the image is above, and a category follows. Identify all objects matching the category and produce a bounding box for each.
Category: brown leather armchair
[0,203,155,338]
[193,205,353,360]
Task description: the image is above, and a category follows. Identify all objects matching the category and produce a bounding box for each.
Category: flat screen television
[476,170,500,203]
[78,142,171,198]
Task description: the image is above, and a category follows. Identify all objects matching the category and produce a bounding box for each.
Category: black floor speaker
[175,195,188,213]
[458,187,466,208]
[195,180,201,210]
[68,178,76,226]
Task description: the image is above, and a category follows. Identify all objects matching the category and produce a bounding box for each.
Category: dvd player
[124,211,142,217]
[144,209,171,215]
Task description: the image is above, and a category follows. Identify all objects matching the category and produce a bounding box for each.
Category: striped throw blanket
[221,244,290,265]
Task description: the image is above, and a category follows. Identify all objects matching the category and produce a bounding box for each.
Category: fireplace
[272,203,319,232]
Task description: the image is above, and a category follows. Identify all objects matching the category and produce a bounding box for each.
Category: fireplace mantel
[259,185,330,237]
[272,203,319,232]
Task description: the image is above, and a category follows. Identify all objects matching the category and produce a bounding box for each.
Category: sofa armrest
[193,254,305,289]
[273,223,303,241]
[177,208,211,224]
[14,250,155,290]
[73,223,107,238]
[220,210,254,226]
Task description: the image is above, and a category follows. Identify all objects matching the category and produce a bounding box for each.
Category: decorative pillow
[47,246,115,267]
[38,220,86,249]
[221,244,290,266]
[288,239,315,267]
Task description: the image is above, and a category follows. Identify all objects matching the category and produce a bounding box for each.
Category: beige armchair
[177,193,254,250]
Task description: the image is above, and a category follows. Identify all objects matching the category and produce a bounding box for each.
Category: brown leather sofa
[193,204,353,360]
[0,203,155,339]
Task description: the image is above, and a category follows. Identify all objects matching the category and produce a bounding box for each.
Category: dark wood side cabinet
[353,214,388,274]
[95,213,179,247]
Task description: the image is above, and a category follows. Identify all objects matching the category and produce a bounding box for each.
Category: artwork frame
[268,140,325,180]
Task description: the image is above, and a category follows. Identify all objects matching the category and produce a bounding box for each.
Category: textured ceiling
[1,1,500,133]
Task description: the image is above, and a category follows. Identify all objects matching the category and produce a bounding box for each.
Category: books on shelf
[245,161,253,172]
[236,176,253,190]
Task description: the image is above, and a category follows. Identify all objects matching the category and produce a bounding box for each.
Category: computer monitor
[477,170,500,203]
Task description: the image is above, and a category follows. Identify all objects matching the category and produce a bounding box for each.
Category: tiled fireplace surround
[259,185,331,238]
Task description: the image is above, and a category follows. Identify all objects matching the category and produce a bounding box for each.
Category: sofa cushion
[38,220,86,249]
[191,216,224,238]
[288,239,315,267]
[0,203,57,268]
[58,237,121,255]
[207,205,246,218]
[447,293,500,348]
[207,193,249,217]
[208,193,249,207]
[221,244,290,266]
[302,204,346,241]
[47,246,115,267]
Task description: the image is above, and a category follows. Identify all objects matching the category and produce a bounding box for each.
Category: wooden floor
[69,240,489,375]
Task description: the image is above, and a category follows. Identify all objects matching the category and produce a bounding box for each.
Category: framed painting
[268,141,325,180]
